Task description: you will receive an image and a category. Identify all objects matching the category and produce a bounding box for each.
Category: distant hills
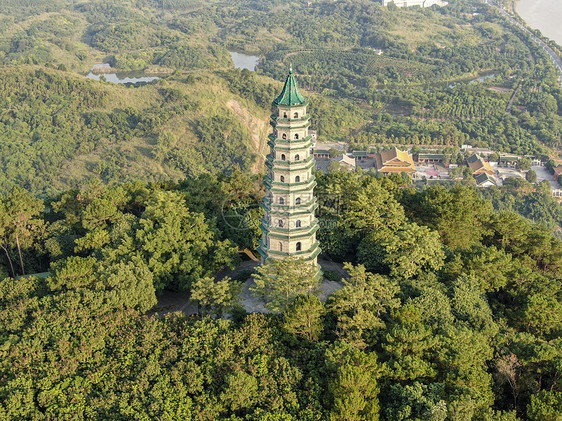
[0,0,561,195]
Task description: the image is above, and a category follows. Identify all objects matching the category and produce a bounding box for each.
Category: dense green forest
[0,0,561,197]
[0,0,561,418]
[0,172,561,419]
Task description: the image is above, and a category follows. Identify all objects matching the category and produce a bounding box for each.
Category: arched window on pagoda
[282,133,287,139]
[279,242,283,252]
[294,112,299,118]
[295,197,301,205]
[295,176,300,182]
[279,197,285,205]
[296,220,301,228]
[295,154,300,161]
[296,242,302,251]
[281,154,286,161]
[294,134,299,139]
[280,175,285,182]
[283,112,287,118]
[278,220,284,228]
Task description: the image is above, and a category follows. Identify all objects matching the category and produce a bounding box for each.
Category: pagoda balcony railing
[267,138,313,152]
[264,162,315,177]
[264,164,315,176]
[270,114,309,123]
[260,200,319,217]
[266,155,314,167]
[263,241,321,259]
[264,174,315,185]
[259,226,319,243]
[264,175,317,193]
[268,182,318,195]
[271,120,311,130]
[262,195,317,208]
[260,217,319,233]
[268,134,313,145]
[266,230,319,242]
[270,225,319,238]
[264,177,317,191]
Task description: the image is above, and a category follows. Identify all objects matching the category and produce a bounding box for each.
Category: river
[517,0,562,45]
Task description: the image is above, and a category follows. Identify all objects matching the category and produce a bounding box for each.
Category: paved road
[483,0,562,83]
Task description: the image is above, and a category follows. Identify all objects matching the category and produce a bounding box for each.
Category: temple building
[474,172,497,187]
[554,165,562,181]
[258,69,321,276]
[466,154,494,176]
[375,147,416,175]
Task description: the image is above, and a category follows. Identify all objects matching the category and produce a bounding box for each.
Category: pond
[443,72,497,89]
[230,51,260,71]
[469,72,496,84]
[86,64,160,84]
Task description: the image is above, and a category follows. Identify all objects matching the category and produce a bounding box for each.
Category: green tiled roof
[466,154,481,164]
[273,68,308,106]
[418,154,444,159]
[499,156,520,161]
[474,172,496,185]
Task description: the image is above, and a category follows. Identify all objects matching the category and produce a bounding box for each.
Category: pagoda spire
[273,68,308,107]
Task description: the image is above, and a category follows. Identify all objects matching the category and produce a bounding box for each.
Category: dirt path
[215,259,259,282]
[152,290,197,316]
[284,50,313,59]
[226,99,269,174]
[505,81,522,115]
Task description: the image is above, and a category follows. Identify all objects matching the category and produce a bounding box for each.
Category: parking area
[531,166,560,189]
[494,166,559,188]
[495,166,524,179]
[495,167,524,186]
[532,166,552,182]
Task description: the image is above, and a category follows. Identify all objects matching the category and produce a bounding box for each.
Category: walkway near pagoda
[153,257,346,316]
[238,257,346,313]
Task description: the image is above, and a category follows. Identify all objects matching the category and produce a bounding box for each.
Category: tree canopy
[0,172,560,419]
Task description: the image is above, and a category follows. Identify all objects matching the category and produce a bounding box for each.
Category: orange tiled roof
[376,148,416,174]
[467,155,494,175]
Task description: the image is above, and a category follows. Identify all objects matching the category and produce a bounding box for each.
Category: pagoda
[257,68,321,276]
